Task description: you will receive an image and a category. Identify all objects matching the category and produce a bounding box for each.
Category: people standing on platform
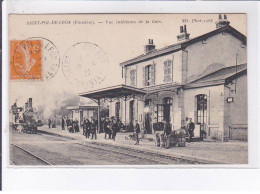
[163,119,172,148]
[68,119,74,133]
[91,118,97,140]
[100,117,105,134]
[163,119,172,137]
[116,119,123,132]
[74,119,79,133]
[134,120,140,145]
[82,117,86,136]
[85,119,91,138]
[66,117,70,130]
[61,117,65,130]
[187,118,195,143]
[104,117,111,140]
[48,118,51,128]
[111,118,118,141]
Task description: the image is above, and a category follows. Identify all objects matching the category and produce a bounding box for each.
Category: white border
[2,0,260,190]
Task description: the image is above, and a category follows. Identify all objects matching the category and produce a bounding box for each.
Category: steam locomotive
[11,98,41,134]
[12,110,38,133]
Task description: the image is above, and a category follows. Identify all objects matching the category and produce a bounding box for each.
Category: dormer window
[164,59,172,83]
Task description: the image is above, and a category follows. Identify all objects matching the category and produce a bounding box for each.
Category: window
[145,99,152,107]
[115,102,120,120]
[196,94,207,124]
[164,60,172,83]
[157,105,164,122]
[156,98,173,123]
[130,70,136,87]
[145,65,152,86]
[143,64,156,86]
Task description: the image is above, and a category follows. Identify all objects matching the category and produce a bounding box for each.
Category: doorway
[196,94,207,139]
[144,99,152,134]
[163,97,172,123]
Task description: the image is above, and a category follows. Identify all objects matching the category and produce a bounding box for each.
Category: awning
[67,105,98,110]
[144,83,182,95]
[78,84,147,102]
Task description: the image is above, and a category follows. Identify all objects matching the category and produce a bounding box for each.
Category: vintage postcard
[8,13,248,166]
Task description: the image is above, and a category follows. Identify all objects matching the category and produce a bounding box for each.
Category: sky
[8,13,246,118]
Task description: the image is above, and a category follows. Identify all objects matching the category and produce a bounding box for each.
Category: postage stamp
[10,40,42,80]
[10,37,60,81]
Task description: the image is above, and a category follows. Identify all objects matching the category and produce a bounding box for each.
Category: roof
[185,63,247,88]
[78,84,147,100]
[143,82,182,94]
[67,105,98,110]
[120,25,247,67]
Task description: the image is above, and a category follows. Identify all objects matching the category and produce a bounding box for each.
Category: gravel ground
[36,125,248,164]
[10,130,186,165]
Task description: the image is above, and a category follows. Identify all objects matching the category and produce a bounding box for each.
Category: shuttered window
[143,63,156,86]
[124,67,128,85]
[164,60,172,83]
[130,70,136,87]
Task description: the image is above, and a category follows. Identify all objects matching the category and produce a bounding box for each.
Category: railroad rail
[36,132,202,164]
[73,142,171,165]
[11,144,53,166]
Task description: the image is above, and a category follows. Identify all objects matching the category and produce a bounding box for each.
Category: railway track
[11,131,202,165]
[73,142,171,165]
[11,144,53,166]
[36,132,199,164]
[31,133,172,164]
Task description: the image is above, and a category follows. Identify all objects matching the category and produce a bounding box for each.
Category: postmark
[62,42,108,89]
[10,37,60,80]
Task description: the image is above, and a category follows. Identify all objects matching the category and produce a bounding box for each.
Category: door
[163,97,172,123]
[196,94,207,139]
[144,99,152,134]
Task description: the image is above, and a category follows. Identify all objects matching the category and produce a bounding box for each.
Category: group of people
[61,116,80,133]
[82,117,98,140]
[60,115,197,144]
[61,116,124,141]
[102,117,122,141]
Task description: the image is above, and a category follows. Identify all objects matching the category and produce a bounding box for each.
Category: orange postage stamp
[10,40,42,80]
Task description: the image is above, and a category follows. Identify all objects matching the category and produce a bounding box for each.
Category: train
[10,98,42,134]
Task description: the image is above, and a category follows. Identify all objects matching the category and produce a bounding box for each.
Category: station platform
[38,125,248,165]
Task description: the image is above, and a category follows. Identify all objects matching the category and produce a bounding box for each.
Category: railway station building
[80,15,247,141]
[67,104,98,124]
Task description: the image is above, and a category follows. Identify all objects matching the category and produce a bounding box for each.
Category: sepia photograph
[8,13,248,166]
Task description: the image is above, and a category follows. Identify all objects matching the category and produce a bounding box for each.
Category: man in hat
[134,120,140,145]
[163,119,172,148]
[104,117,111,139]
[187,118,195,142]
[91,118,97,140]
[111,118,118,141]
[61,117,65,130]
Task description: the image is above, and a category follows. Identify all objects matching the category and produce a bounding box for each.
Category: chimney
[219,14,222,20]
[177,25,190,42]
[144,39,156,53]
[25,102,28,110]
[216,14,230,29]
[28,98,32,109]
